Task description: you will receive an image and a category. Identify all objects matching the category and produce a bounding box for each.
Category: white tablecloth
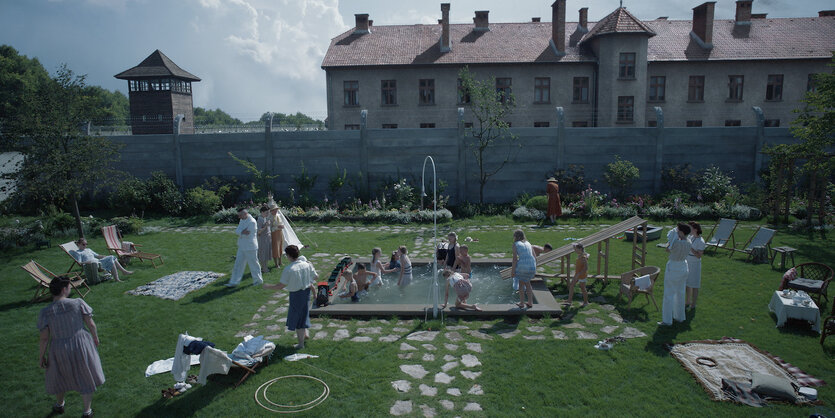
[768,291,821,333]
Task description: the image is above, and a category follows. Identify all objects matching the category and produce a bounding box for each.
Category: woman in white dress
[685,221,705,310]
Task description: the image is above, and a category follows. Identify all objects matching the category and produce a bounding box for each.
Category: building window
[807,74,818,92]
[649,76,665,101]
[572,121,589,127]
[139,80,149,91]
[688,76,705,101]
[463,122,473,129]
[619,53,636,79]
[457,78,471,104]
[496,78,512,103]
[725,120,741,126]
[534,121,550,127]
[344,124,360,130]
[419,123,435,129]
[572,77,589,103]
[534,78,550,103]
[419,79,435,105]
[617,96,634,123]
[344,81,359,106]
[728,75,744,101]
[766,74,783,101]
[381,80,397,105]
[647,120,657,127]
[382,124,398,129]
[765,119,780,127]
[686,120,703,127]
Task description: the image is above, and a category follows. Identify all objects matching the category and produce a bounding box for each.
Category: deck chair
[202,336,275,387]
[59,241,83,273]
[21,260,90,302]
[730,227,776,261]
[704,218,738,254]
[618,265,661,311]
[102,225,163,268]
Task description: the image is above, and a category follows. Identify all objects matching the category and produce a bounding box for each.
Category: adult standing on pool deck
[226,208,262,287]
[511,229,536,309]
[445,232,460,270]
[268,199,285,268]
[264,245,317,349]
[546,177,562,223]
[659,223,691,326]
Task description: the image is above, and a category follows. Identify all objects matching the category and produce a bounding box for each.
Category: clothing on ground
[197,347,232,385]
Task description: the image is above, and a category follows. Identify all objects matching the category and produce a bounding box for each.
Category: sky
[0,0,829,122]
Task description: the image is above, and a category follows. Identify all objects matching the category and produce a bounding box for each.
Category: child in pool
[354,263,378,292]
[370,248,398,285]
[452,244,472,276]
[337,270,359,302]
[397,246,412,288]
[441,270,481,311]
[566,243,589,307]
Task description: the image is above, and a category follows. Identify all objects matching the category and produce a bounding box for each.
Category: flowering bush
[512,206,546,221]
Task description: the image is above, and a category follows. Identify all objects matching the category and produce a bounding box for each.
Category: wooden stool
[770,246,797,270]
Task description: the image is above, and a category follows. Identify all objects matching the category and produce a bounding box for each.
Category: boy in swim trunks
[452,245,472,276]
[354,263,378,293]
[441,270,481,311]
[566,243,589,307]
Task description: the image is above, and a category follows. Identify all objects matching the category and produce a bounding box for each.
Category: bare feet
[580,302,589,307]
[294,343,304,350]
[525,303,533,308]
[516,302,526,308]
[124,270,134,275]
[473,304,482,312]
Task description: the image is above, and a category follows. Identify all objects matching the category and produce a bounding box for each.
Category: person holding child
[565,243,589,307]
[442,270,482,311]
[659,223,691,326]
[510,229,536,309]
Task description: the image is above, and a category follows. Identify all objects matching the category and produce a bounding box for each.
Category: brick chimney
[532,17,541,22]
[551,0,566,56]
[354,14,370,34]
[441,3,451,52]
[473,11,489,31]
[578,7,588,33]
[820,10,835,16]
[735,0,752,25]
[691,2,715,49]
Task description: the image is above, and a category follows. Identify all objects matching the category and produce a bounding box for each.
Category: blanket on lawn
[127,271,225,300]
[668,337,825,405]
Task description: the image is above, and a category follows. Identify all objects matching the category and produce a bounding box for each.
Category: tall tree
[459,66,519,203]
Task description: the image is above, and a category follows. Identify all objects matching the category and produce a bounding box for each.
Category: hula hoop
[255,375,329,413]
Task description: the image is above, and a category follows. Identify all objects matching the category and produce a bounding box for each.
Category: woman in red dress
[546,177,562,223]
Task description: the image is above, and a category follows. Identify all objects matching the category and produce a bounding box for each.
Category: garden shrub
[604,155,640,199]
[661,163,699,196]
[678,205,713,219]
[525,195,548,211]
[212,207,239,224]
[512,206,545,221]
[183,187,221,216]
[109,176,151,215]
[201,176,245,209]
[550,164,588,195]
[46,212,76,235]
[601,205,637,218]
[111,216,144,234]
[646,205,672,220]
[146,171,183,215]
[698,166,738,203]
[292,162,318,207]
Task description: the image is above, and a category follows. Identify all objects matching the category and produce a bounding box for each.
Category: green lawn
[1,217,833,417]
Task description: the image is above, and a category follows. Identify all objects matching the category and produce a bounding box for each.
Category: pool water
[331,263,519,305]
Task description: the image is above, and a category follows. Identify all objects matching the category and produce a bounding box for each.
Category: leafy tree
[604,155,640,200]
[259,111,325,129]
[228,152,278,201]
[459,66,519,203]
[194,107,244,125]
[0,45,52,145]
[85,85,129,126]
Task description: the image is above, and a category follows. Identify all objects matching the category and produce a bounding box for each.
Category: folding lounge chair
[21,260,90,302]
[730,227,776,261]
[102,225,164,268]
[59,241,83,273]
[704,218,738,254]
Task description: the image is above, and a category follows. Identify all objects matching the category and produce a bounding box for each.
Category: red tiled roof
[580,7,656,43]
[322,14,835,68]
[115,50,200,81]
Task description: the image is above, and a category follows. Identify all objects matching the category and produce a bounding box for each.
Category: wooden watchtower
[115,50,200,135]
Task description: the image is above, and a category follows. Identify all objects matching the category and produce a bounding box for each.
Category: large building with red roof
[321,1,834,130]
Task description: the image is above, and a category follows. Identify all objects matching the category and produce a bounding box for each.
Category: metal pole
[422,156,438,318]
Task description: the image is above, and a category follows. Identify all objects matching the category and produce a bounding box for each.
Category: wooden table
[770,246,797,270]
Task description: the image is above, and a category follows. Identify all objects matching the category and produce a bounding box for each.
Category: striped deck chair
[704,218,738,254]
[59,241,83,273]
[730,227,776,261]
[102,225,164,268]
[22,260,90,302]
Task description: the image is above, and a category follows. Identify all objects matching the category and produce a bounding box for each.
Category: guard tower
[115,50,200,135]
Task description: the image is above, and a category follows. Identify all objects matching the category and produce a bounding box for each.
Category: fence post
[360,109,369,192]
[457,107,466,204]
[751,106,765,184]
[653,107,664,194]
[265,112,274,176]
[173,114,185,191]
[555,107,565,171]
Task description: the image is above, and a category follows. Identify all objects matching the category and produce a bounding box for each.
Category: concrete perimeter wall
[109,107,796,204]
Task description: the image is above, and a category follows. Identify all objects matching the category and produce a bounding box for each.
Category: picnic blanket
[668,337,825,405]
[127,271,225,300]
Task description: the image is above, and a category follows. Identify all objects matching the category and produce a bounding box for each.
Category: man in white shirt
[659,223,691,326]
[226,208,262,287]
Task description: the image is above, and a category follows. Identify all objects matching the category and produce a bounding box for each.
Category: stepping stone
[235,331,250,338]
[244,322,258,328]
[422,344,437,351]
[379,334,399,342]
[585,317,605,325]
[265,315,277,321]
[445,332,463,342]
[400,343,418,351]
[392,327,409,333]
[390,400,412,416]
[333,329,350,341]
[265,324,280,332]
[601,304,616,311]
[273,306,288,314]
[357,320,369,326]
[444,343,459,351]
[309,323,323,330]
[480,324,492,329]
[446,325,468,330]
[467,330,494,340]
[563,323,585,329]
[463,402,483,411]
[401,364,429,379]
[465,342,482,353]
[419,384,437,396]
[391,380,411,393]
[440,400,454,410]
[609,313,624,323]
[313,331,328,340]
[435,372,454,384]
[351,336,372,342]
[460,370,481,380]
[576,331,598,339]
[377,319,390,324]
[396,320,412,326]
[327,322,347,328]
[446,388,461,397]
[357,327,382,334]
[266,300,279,305]
[419,404,436,418]
[422,353,435,362]
[252,313,262,320]
[257,305,267,312]
[578,309,599,315]
[442,361,458,372]
[443,354,456,362]
[524,335,545,340]
[468,384,484,395]
[620,327,647,339]
[552,330,568,340]
[266,335,281,340]
[407,331,439,342]
[398,353,414,360]
[497,330,520,339]
[461,354,481,368]
[526,326,545,333]
[601,326,619,334]
[312,253,329,257]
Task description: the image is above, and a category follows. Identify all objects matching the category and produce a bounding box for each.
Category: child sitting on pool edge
[441,269,482,311]
[337,270,360,302]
